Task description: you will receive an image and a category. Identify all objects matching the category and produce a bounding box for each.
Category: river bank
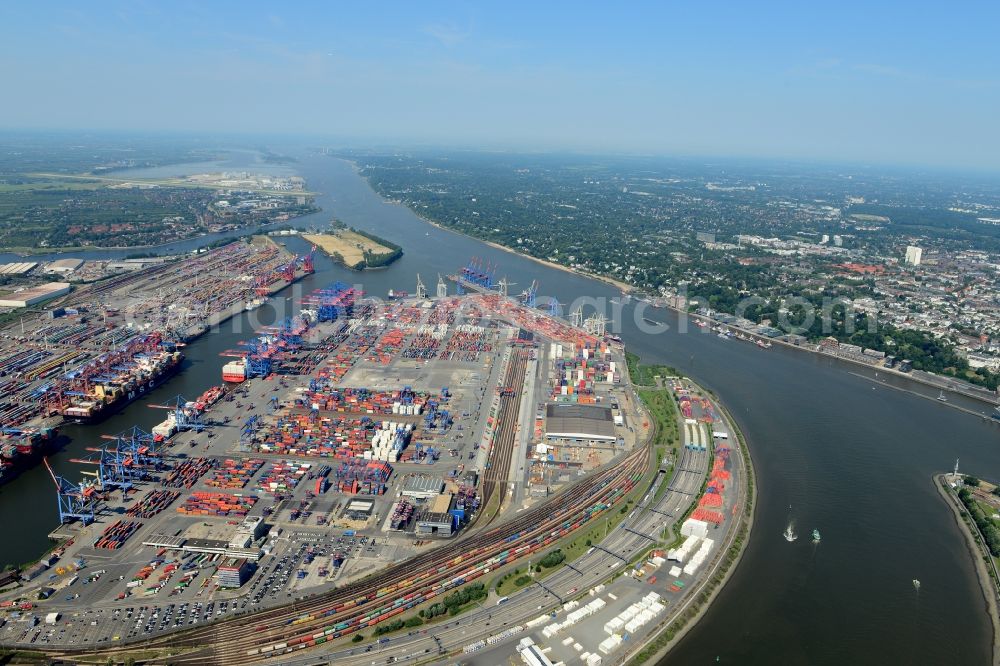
[350,162,634,294]
[625,386,756,665]
[657,305,1000,409]
[934,474,1000,665]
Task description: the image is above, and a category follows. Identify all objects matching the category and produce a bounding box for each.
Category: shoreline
[656,304,1000,410]
[351,159,997,409]
[3,213,318,258]
[934,474,1000,666]
[624,388,756,665]
[348,161,633,294]
[301,231,402,272]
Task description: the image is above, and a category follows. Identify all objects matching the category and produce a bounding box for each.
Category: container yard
[0,290,646,657]
[0,237,312,486]
[177,492,258,518]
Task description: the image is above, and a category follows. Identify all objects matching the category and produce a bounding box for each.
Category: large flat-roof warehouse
[544,403,616,442]
[0,282,70,308]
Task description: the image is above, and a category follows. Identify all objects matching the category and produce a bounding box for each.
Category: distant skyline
[2,2,999,171]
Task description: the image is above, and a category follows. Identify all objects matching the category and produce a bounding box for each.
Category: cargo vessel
[222,358,248,383]
[60,350,184,424]
[0,426,59,486]
[151,385,226,439]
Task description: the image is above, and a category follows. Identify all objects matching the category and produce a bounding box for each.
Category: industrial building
[44,258,84,275]
[215,558,254,588]
[415,511,455,536]
[0,282,70,308]
[228,516,266,549]
[343,499,375,521]
[0,262,38,275]
[544,403,616,444]
[141,533,263,561]
[401,474,444,500]
[517,637,557,666]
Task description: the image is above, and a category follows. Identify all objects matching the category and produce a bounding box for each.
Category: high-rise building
[833,235,843,247]
[905,246,922,266]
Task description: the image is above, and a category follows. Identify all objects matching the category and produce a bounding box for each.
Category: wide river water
[1,151,995,665]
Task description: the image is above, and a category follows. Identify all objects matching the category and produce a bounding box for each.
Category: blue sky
[2,1,999,169]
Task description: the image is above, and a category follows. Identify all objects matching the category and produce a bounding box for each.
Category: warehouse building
[0,282,70,308]
[343,499,375,521]
[544,403,617,444]
[401,474,444,500]
[141,534,262,561]
[415,511,455,537]
[44,258,84,275]
[0,262,38,275]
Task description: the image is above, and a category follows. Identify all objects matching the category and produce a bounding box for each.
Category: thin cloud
[422,22,469,47]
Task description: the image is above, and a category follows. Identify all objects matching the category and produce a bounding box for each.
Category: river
[1,151,994,665]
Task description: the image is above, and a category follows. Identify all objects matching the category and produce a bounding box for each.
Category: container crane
[71,446,137,491]
[300,281,357,322]
[240,415,260,452]
[520,280,539,308]
[147,394,205,432]
[301,246,316,274]
[44,457,97,524]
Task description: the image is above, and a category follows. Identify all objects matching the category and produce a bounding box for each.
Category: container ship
[0,426,59,486]
[151,385,227,439]
[60,349,185,424]
[222,358,248,383]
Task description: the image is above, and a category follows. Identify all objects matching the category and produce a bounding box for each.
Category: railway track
[477,346,530,526]
[51,439,649,665]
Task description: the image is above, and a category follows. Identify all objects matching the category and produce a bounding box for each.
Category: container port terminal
[0,257,749,666]
[0,237,313,485]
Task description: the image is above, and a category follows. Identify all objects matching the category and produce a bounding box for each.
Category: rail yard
[0,259,749,666]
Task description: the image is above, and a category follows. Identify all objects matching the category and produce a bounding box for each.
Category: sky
[2,1,999,170]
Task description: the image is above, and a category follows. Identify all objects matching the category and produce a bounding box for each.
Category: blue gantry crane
[240,415,260,452]
[148,394,205,432]
[44,457,97,524]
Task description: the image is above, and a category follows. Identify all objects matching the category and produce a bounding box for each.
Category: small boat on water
[784,524,797,542]
[912,579,921,589]
[937,391,947,402]
[812,529,821,542]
